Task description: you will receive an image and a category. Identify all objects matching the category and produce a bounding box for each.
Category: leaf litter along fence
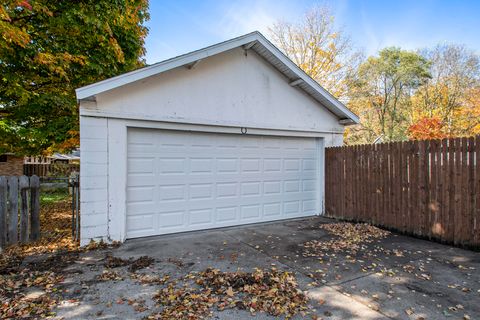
[0,175,80,253]
[325,136,480,249]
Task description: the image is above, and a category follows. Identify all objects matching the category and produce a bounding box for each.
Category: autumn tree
[407,116,447,140]
[460,86,480,135]
[410,44,480,138]
[269,6,360,99]
[345,48,431,144]
[0,0,149,155]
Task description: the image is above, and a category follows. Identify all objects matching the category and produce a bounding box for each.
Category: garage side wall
[80,114,109,245]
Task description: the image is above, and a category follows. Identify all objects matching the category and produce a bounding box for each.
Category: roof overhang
[76,31,359,124]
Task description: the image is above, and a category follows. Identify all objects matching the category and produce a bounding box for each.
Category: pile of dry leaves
[148,267,308,319]
[0,241,121,319]
[303,223,391,257]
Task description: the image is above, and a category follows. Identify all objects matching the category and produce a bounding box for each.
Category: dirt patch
[104,255,131,268]
[27,251,80,273]
[129,256,155,272]
[103,255,155,272]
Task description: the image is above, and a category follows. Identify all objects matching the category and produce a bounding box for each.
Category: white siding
[80,116,109,245]
[82,48,344,135]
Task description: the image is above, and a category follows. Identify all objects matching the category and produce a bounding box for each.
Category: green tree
[346,47,431,144]
[0,0,149,155]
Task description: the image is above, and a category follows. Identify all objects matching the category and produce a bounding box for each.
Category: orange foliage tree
[407,117,448,140]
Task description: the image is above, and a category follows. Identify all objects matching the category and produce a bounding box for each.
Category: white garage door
[126,128,321,239]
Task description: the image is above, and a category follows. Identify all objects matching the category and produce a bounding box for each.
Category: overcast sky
[144,0,480,64]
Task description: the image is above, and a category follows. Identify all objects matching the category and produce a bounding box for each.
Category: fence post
[475,136,480,247]
[19,176,30,243]
[7,177,19,245]
[0,177,7,249]
[30,175,40,241]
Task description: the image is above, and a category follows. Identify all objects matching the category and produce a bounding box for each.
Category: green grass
[40,190,70,205]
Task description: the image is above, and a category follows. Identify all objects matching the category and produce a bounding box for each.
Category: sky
[144,0,480,64]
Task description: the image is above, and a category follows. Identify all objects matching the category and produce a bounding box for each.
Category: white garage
[76,31,359,245]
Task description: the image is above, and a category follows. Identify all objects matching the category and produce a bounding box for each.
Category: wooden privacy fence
[24,163,80,177]
[0,175,40,249]
[325,136,480,248]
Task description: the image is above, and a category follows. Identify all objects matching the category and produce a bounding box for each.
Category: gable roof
[76,31,359,124]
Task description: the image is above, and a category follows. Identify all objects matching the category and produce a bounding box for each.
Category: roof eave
[76,31,359,124]
[75,32,260,101]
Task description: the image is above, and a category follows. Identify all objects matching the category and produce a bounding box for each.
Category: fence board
[0,177,6,249]
[379,143,385,226]
[468,137,475,246]
[19,176,30,243]
[30,176,40,241]
[430,139,439,238]
[363,145,369,221]
[473,136,480,244]
[7,177,19,245]
[325,136,480,248]
[394,142,401,230]
[448,138,456,242]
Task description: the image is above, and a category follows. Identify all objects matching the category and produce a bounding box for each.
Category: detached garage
[76,31,359,245]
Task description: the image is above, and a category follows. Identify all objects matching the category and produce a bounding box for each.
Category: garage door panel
[127,186,154,202]
[127,175,156,187]
[126,202,156,215]
[126,128,320,239]
[158,158,187,174]
[126,214,155,234]
[303,180,317,192]
[128,158,154,174]
[284,180,301,193]
[217,158,239,173]
[263,203,281,217]
[241,205,261,220]
[303,199,317,213]
[215,206,238,222]
[263,181,281,195]
[189,208,214,226]
[189,183,214,200]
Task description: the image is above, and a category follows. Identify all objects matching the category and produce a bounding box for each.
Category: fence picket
[30,176,40,241]
[394,142,401,230]
[429,140,439,238]
[400,142,408,232]
[441,139,449,241]
[475,136,480,246]
[7,177,19,245]
[461,138,468,243]
[19,176,30,243]
[0,177,6,249]
[468,137,475,246]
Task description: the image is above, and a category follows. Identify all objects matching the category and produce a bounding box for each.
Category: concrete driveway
[54,217,480,320]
